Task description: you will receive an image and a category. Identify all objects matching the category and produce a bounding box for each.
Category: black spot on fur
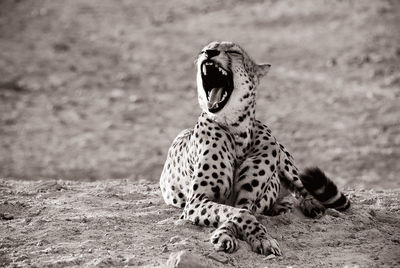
[237,198,248,205]
[211,186,220,193]
[253,159,261,164]
[242,183,253,192]
[270,165,275,172]
[239,166,249,176]
[251,179,259,187]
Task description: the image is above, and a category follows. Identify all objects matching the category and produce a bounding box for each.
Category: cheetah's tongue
[207,87,223,109]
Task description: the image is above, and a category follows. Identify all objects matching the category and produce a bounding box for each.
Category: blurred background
[0,0,399,189]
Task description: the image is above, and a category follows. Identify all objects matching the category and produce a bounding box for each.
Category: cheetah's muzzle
[201,60,234,113]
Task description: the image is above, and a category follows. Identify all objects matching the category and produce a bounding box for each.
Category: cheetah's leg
[211,215,280,255]
[254,173,292,216]
[278,144,325,218]
[266,189,294,216]
[182,190,281,255]
[160,129,193,208]
[233,145,293,217]
[222,153,283,253]
[182,154,281,255]
[234,168,293,216]
[233,164,279,214]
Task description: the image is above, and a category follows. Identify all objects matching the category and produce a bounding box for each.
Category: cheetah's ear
[256,63,271,79]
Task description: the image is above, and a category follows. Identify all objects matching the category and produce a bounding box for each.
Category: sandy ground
[0,179,399,267]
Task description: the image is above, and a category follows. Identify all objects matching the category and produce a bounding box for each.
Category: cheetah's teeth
[202,61,228,76]
[202,64,207,75]
[222,91,228,101]
[218,67,227,76]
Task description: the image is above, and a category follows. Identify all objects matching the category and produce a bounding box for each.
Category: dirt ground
[0,179,399,267]
[1,0,400,267]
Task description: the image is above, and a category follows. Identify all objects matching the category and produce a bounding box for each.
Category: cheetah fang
[160,41,350,256]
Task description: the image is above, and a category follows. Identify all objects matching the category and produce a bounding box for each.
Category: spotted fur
[160,41,350,255]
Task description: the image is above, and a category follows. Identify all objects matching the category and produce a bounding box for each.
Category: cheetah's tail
[299,167,350,211]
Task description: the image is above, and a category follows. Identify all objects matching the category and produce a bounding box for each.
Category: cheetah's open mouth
[201,60,234,113]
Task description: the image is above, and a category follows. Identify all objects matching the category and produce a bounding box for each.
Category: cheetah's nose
[204,49,220,59]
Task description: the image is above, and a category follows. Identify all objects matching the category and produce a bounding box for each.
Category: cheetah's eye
[226,50,242,55]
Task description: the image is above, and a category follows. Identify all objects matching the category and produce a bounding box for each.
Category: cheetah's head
[196,41,270,124]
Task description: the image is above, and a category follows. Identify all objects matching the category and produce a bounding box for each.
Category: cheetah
[160,41,350,255]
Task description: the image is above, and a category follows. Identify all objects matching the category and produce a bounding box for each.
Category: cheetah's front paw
[210,228,239,253]
[246,223,282,255]
[249,236,281,256]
